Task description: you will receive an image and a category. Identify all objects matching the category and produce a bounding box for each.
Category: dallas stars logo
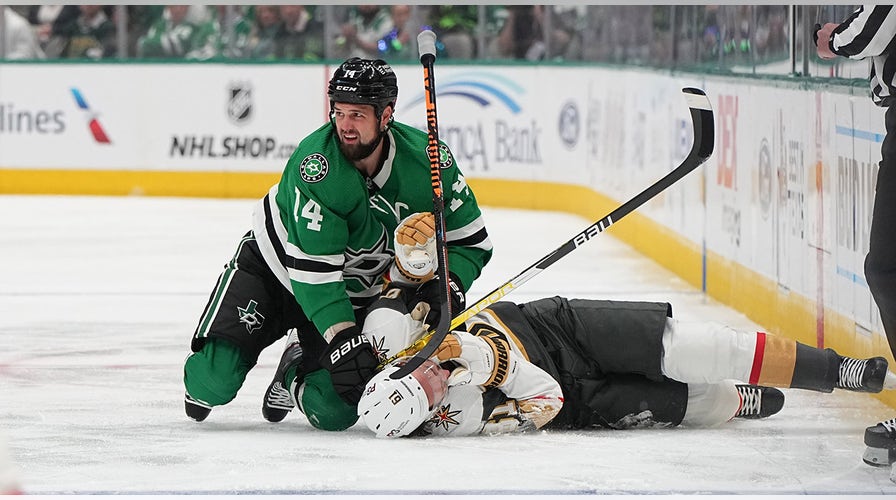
[342,232,392,289]
[300,153,329,183]
[428,403,461,431]
[425,144,453,169]
[237,299,265,333]
[438,144,452,169]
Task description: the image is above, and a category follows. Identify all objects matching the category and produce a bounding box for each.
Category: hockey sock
[294,369,359,431]
[788,344,840,392]
[747,333,839,392]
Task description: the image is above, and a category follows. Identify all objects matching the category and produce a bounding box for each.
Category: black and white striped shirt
[831,5,896,106]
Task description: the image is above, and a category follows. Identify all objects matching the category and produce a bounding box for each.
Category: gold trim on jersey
[467,309,530,362]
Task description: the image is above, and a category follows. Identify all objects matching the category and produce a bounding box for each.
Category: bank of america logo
[70,88,111,144]
[402,72,524,114]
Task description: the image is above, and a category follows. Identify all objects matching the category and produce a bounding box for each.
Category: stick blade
[682,87,714,162]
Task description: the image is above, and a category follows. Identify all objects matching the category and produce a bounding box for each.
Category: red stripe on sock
[749,332,766,385]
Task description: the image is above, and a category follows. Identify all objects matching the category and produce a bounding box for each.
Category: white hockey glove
[390,212,437,284]
[361,284,430,363]
[433,330,514,389]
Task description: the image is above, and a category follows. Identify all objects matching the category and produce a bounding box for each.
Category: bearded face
[331,102,389,161]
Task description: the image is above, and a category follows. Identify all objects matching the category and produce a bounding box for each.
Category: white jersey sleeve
[496,353,564,431]
[422,384,487,436]
[425,322,564,436]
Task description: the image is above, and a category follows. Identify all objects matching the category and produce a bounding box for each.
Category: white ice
[2,194,896,495]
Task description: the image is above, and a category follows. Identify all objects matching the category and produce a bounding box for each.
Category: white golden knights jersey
[420,309,564,436]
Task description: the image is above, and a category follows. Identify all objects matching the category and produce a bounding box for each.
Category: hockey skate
[184,392,212,422]
[262,329,304,423]
[864,418,896,466]
[835,355,888,393]
[733,385,784,419]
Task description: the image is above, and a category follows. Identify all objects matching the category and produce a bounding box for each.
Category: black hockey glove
[415,272,466,328]
[319,326,379,405]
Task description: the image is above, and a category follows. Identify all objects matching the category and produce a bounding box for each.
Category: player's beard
[338,131,383,161]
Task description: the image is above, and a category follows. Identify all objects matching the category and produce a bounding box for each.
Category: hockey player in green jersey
[182,57,493,430]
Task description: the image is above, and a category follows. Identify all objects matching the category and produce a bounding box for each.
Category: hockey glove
[415,272,465,328]
[361,283,430,363]
[433,331,515,388]
[319,326,379,405]
[390,212,437,285]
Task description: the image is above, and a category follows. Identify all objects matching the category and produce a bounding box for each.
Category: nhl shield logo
[227,83,252,124]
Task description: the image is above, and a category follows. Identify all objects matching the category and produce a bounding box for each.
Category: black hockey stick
[384,87,714,369]
[391,30,452,379]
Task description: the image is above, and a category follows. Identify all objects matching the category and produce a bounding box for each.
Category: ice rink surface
[3,194,896,496]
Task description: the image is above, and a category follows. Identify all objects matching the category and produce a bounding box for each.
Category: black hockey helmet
[328,57,398,119]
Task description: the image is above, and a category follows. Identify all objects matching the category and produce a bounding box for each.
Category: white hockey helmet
[357,358,448,438]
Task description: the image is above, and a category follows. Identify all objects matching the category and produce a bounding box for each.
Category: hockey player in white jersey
[356,286,893,437]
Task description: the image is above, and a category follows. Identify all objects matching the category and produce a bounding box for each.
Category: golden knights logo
[227,82,252,125]
[428,403,461,431]
[237,299,265,333]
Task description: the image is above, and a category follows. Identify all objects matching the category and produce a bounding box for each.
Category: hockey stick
[391,30,452,379]
[383,87,714,369]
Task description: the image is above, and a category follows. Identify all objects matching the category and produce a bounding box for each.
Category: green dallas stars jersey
[252,120,493,338]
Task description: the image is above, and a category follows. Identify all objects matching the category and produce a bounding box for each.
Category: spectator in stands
[701,5,722,61]
[376,5,415,61]
[53,5,116,59]
[24,5,72,51]
[550,5,582,60]
[429,5,477,59]
[120,6,164,57]
[495,5,560,61]
[136,5,217,60]
[720,5,753,57]
[2,6,45,59]
[276,5,324,61]
[212,5,252,59]
[336,5,393,59]
[495,5,577,61]
[753,6,788,60]
[247,5,281,60]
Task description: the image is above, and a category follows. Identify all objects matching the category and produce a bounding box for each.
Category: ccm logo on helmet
[336,85,358,92]
[328,334,370,364]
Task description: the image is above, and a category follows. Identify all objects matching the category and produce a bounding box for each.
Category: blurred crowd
[0,5,831,69]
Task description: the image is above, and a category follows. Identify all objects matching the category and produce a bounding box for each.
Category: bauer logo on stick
[300,153,329,183]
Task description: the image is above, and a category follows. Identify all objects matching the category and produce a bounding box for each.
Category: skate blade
[863,446,895,467]
[883,371,896,390]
